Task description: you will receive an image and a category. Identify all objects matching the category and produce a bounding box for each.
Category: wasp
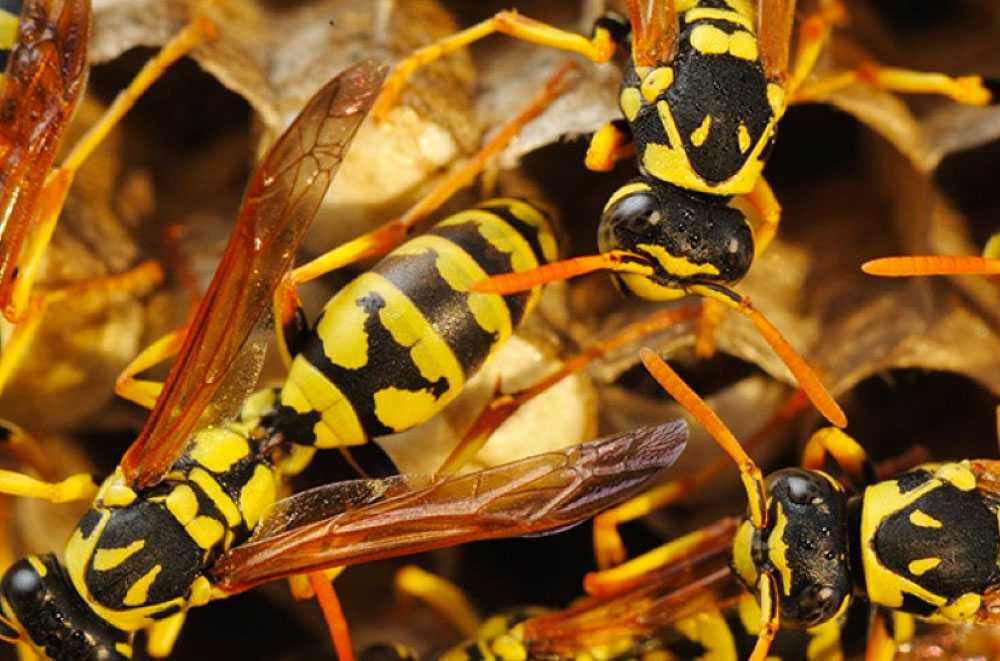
[545,348,1000,660]
[364,0,1000,434]
[0,0,216,395]
[0,59,691,661]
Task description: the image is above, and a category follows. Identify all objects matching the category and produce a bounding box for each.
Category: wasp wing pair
[107,58,687,592]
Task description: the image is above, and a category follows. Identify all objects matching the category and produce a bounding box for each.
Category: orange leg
[114,328,186,410]
[272,61,579,367]
[309,572,355,661]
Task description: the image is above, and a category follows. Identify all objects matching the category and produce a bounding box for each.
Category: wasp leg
[309,572,355,661]
[594,389,809,569]
[801,427,877,491]
[784,0,844,99]
[4,17,214,323]
[114,327,186,410]
[145,611,187,659]
[273,62,577,367]
[393,565,480,639]
[749,573,780,661]
[372,11,617,120]
[0,260,163,398]
[0,470,96,504]
[288,567,344,600]
[584,518,738,597]
[693,298,728,359]
[585,120,635,172]
[436,304,703,477]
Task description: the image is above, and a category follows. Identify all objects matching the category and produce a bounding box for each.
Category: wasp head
[0,554,130,660]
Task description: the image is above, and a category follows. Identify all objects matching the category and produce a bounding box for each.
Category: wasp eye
[785,473,823,505]
[598,188,660,254]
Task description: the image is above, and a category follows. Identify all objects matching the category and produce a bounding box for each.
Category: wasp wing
[0,0,90,309]
[121,59,386,489]
[758,0,797,82]
[626,0,676,67]
[522,529,739,657]
[210,420,688,594]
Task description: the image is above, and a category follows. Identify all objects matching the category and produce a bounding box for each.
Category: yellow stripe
[684,8,753,30]
[187,468,240,527]
[123,565,162,607]
[282,357,366,448]
[185,516,224,549]
[479,198,559,263]
[239,465,277,531]
[165,484,199,526]
[93,540,145,571]
[188,427,251,473]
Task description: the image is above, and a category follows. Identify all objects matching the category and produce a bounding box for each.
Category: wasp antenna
[862,255,1000,277]
[690,283,846,428]
[471,251,652,294]
[638,347,768,528]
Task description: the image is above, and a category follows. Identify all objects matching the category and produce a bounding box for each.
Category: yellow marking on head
[728,31,759,61]
[283,357,366,447]
[165,484,199,526]
[685,8,753,29]
[241,389,276,422]
[26,556,46,578]
[767,83,786,115]
[186,516,224,549]
[738,123,751,153]
[278,443,316,476]
[938,593,982,621]
[617,273,686,301]
[936,461,976,491]
[93,540,145,572]
[123,565,162,607]
[489,634,526,660]
[604,182,653,213]
[620,86,642,122]
[188,427,250,474]
[767,501,792,596]
[690,24,730,55]
[239,465,277,531]
[640,67,674,103]
[689,115,712,147]
[908,557,941,576]
[637,243,721,278]
[188,468,240,527]
[115,642,133,658]
[732,519,758,588]
[0,11,17,51]
[909,510,942,529]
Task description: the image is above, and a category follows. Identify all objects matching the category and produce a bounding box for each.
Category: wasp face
[732,469,853,628]
[0,555,130,660]
[598,180,753,300]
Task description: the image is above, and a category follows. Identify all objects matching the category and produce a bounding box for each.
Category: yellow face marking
[737,123,751,153]
[617,273,685,301]
[684,8,754,30]
[689,115,712,147]
[188,427,250,474]
[165,484,199,526]
[640,67,674,103]
[731,520,758,588]
[186,516,224,549]
[26,556,46,578]
[188,468,240,527]
[620,87,642,122]
[909,510,942,528]
[283,357,366,447]
[728,30,759,61]
[767,501,792,596]
[0,12,17,51]
[123,565,162,607]
[93,540,145,572]
[908,557,941,576]
[690,24,730,55]
[239,464,277,531]
[637,243,721,278]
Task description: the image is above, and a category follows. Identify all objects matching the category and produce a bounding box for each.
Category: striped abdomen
[278,199,557,449]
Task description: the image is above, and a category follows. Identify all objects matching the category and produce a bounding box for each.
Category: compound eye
[598,189,660,254]
[785,473,824,506]
[5,566,40,600]
[795,583,842,625]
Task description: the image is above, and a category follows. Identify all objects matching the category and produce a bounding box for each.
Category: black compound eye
[5,566,40,600]
[598,190,660,253]
[785,473,823,505]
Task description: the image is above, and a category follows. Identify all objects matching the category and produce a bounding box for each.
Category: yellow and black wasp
[0,60,690,660]
[543,348,1000,660]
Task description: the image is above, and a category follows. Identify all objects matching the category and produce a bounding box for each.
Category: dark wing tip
[586,418,688,474]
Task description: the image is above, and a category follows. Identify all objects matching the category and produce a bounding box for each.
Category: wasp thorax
[598,180,753,298]
[754,469,853,627]
[0,555,130,661]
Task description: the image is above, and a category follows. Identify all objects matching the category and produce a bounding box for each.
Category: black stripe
[377,246,498,378]
[429,221,531,328]
[302,291,452,438]
[476,201,553,267]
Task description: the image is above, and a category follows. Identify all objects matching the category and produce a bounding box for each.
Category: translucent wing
[758,0,796,81]
[210,421,688,594]
[121,59,386,489]
[0,0,90,310]
[522,529,739,657]
[626,0,676,67]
